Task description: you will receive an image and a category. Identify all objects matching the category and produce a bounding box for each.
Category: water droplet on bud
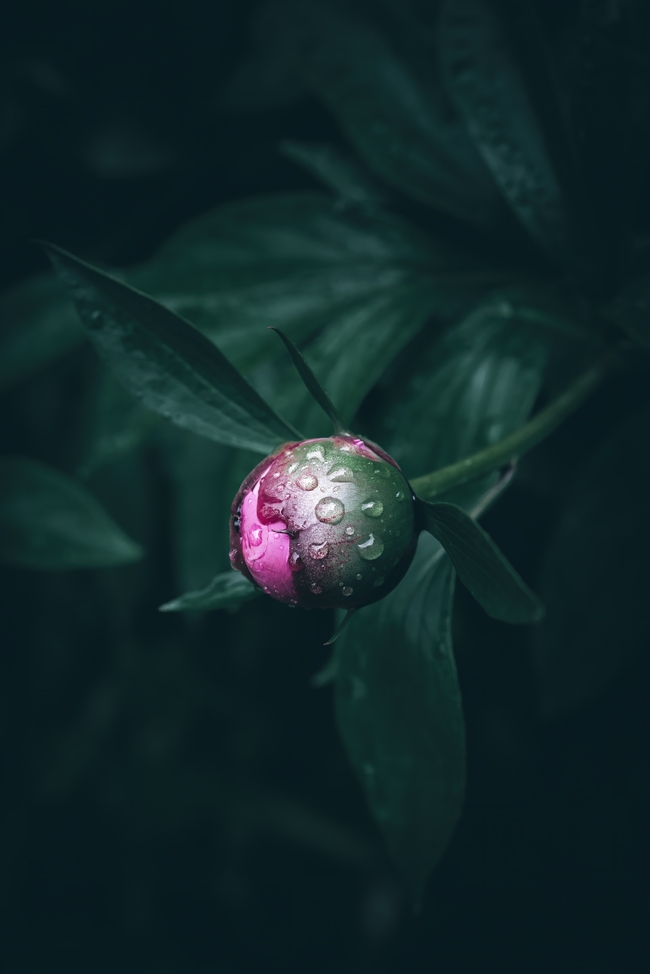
[309,541,329,560]
[296,473,318,491]
[315,497,345,524]
[328,466,355,483]
[361,499,383,518]
[289,551,304,572]
[355,573,363,580]
[344,525,355,536]
[358,533,384,561]
[342,586,353,597]
[395,490,405,501]
[250,524,263,547]
[310,582,323,594]
[374,576,385,587]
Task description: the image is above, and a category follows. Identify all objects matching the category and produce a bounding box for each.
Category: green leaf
[438,0,584,268]
[278,140,387,209]
[419,500,544,624]
[336,534,463,902]
[534,403,650,716]
[379,293,551,485]
[0,457,143,570]
[131,192,479,372]
[0,272,84,391]
[300,2,504,226]
[43,243,300,455]
[269,327,349,434]
[159,570,260,613]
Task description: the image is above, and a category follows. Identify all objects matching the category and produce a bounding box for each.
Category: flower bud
[229,435,417,609]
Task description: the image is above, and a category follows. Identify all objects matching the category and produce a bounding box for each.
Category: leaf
[336,534,463,902]
[269,327,349,434]
[43,243,300,455]
[299,1,504,227]
[0,457,143,570]
[534,403,650,716]
[0,272,84,391]
[159,570,260,613]
[278,140,388,209]
[419,500,544,624]
[378,292,551,484]
[438,0,585,269]
[130,191,481,372]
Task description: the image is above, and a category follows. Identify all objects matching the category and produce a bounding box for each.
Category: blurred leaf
[160,569,260,612]
[131,191,480,372]
[380,292,551,482]
[336,535,462,902]
[438,0,584,268]
[606,275,650,347]
[419,500,544,624]
[78,371,162,477]
[0,272,84,391]
[0,457,142,569]
[279,140,388,208]
[299,1,504,226]
[534,403,650,716]
[44,243,300,454]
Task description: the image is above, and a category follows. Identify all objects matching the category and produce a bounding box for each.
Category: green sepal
[417,498,544,624]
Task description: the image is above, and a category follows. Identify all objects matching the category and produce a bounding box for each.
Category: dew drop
[315,497,345,524]
[296,473,318,491]
[358,533,384,562]
[355,573,363,581]
[373,466,390,480]
[395,490,405,501]
[374,576,385,587]
[361,499,384,518]
[310,582,323,594]
[287,462,299,474]
[309,541,329,560]
[306,448,325,462]
[250,524,263,547]
[328,466,355,483]
[342,586,353,597]
[344,525,355,536]
[289,550,304,572]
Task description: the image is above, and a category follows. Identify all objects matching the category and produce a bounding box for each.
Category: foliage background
[1,1,649,972]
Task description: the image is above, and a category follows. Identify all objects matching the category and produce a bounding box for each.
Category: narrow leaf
[269,327,349,434]
[42,242,301,454]
[336,535,463,902]
[159,570,260,612]
[0,457,142,570]
[419,500,544,624]
[278,140,387,209]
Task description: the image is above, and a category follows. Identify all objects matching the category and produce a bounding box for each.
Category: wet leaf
[44,243,300,455]
[419,500,544,624]
[336,535,462,902]
[438,0,584,269]
[0,457,142,569]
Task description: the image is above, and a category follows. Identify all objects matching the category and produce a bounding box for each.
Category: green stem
[410,353,615,502]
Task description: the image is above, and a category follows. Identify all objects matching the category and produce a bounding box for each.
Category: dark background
[1,2,649,972]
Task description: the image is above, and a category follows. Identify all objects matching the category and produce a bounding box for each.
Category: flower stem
[410,353,616,502]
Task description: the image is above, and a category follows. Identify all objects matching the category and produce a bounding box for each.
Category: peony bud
[230,435,417,609]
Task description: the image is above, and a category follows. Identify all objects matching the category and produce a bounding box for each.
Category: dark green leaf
[301,1,504,226]
[438,0,584,268]
[419,500,544,624]
[0,457,142,570]
[43,243,300,455]
[534,403,650,716]
[269,327,349,434]
[0,272,84,391]
[336,534,462,901]
[278,140,387,209]
[379,293,551,485]
[131,192,480,373]
[160,570,260,613]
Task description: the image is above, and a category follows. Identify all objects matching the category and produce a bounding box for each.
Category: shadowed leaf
[160,570,260,612]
